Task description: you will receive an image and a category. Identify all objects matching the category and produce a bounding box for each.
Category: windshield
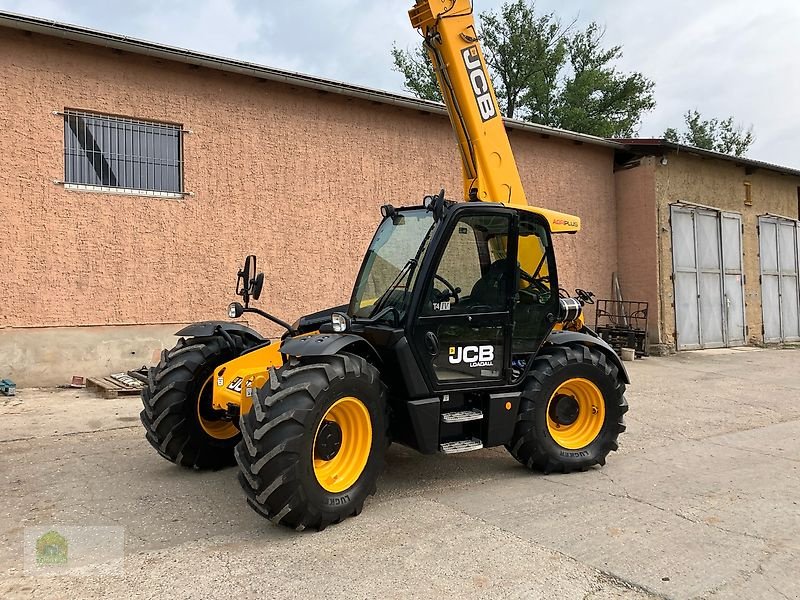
[349,208,436,319]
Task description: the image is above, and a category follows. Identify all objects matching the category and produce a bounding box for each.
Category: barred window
[63,110,183,195]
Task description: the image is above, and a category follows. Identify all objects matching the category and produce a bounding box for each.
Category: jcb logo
[462,46,497,122]
[449,345,495,367]
[227,377,243,392]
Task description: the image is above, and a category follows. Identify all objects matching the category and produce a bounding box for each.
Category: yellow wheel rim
[546,378,605,450]
[313,397,372,493]
[196,375,239,440]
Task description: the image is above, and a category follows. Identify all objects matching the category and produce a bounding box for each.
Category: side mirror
[243,255,255,287]
[252,272,264,300]
[236,255,258,306]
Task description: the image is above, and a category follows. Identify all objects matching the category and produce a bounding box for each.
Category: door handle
[424,331,439,356]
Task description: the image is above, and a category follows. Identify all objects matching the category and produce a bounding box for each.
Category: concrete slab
[0,498,656,600]
[0,388,140,442]
[435,425,800,598]
[0,348,798,599]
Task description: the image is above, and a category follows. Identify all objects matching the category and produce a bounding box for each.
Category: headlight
[331,312,349,332]
[228,302,244,318]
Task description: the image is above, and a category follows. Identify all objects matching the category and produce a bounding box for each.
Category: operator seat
[468,258,512,308]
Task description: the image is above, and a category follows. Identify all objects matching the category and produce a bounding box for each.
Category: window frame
[407,204,520,391]
[511,211,560,356]
[61,109,185,198]
[419,212,514,316]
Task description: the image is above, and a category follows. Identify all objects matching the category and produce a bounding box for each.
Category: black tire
[235,352,388,531]
[140,333,253,470]
[506,344,627,474]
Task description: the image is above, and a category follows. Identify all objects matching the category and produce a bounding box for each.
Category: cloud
[555,0,800,166]
[1,0,798,167]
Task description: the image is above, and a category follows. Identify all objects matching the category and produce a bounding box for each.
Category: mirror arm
[236,270,251,307]
[243,307,297,336]
[367,305,401,327]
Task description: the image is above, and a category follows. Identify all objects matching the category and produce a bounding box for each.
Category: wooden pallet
[86,374,143,399]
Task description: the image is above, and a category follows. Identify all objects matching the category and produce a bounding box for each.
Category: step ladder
[439,408,484,453]
[441,408,483,423]
[440,438,483,454]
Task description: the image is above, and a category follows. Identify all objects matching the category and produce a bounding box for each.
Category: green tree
[391,1,655,137]
[554,24,655,137]
[390,44,441,102]
[664,110,754,156]
[480,2,571,120]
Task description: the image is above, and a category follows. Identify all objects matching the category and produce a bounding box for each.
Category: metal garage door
[671,206,746,350]
[759,216,800,343]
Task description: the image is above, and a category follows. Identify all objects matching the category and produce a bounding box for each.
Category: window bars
[62,110,183,195]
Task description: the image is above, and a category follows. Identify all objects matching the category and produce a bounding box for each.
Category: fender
[280,333,381,365]
[175,320,265,345]
[544,330,631,384]
[293,303,348,335]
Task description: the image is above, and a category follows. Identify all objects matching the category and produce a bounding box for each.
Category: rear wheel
[506,344,627,473]
[235,352,388,530]
[140,333,254,470]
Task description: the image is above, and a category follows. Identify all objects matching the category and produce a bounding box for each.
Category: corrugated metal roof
[0,9,624,150]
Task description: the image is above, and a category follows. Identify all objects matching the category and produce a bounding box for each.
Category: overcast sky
[3,0,798,167]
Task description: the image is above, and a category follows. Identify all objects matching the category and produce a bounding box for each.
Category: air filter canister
[557,297,582,323]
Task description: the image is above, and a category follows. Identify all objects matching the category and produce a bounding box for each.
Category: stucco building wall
[0,27,618,385]
[653,153,800,346]
[613,159,660,342]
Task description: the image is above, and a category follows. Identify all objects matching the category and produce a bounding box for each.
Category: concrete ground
[0,348,798,600]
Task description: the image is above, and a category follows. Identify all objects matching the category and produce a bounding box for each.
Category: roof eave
[614,138,800,179]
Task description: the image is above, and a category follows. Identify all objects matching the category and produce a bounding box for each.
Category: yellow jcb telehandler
[138,0,628,531]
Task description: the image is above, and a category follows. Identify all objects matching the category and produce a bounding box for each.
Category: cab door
[410,207,517,391]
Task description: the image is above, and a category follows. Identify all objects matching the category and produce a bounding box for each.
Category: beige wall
[0,28,618,384]
[654,152,800,346]
[614,159,660,342]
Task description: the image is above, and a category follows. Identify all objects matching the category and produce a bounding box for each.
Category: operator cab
[344,195,560,392]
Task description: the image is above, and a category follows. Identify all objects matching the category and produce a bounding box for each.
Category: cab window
[422,214,512,316]
[513,214,557,353]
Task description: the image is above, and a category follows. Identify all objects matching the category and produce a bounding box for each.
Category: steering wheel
[518,268,552,300]
[433,274,461,303]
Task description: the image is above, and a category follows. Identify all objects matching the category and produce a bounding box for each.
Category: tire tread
[236,352,387,530]
[506,344,627,474]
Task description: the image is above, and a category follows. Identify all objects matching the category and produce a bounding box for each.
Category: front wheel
[506,344,628,473]
[140,334,253,470]
[235,352,388,530]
